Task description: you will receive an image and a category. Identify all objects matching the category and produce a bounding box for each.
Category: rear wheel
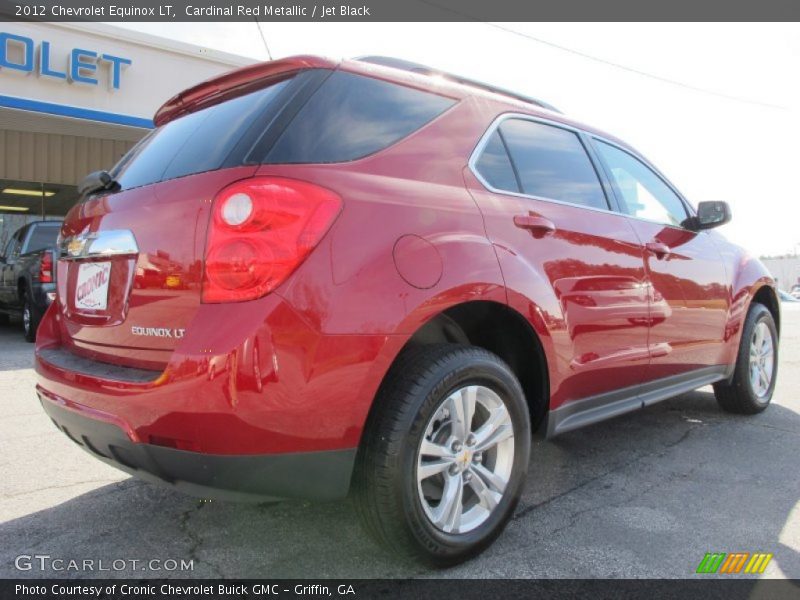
[354,344,530,566]
[713,303,778,414]
[22,290,41,343]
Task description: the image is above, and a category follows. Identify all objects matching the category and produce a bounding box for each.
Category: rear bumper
[0,282,54,314]
[39,390,356,501]
[35,293,404,456]
[32,282,56,309]
[33,292,408,500]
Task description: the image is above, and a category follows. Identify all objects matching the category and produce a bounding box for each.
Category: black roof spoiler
[356,56,561,114]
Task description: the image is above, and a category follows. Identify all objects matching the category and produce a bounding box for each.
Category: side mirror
[694,201,732,230]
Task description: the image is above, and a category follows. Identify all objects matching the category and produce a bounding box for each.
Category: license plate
[75,262,111,310]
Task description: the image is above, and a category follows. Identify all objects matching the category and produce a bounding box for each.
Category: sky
[116,22,800,257]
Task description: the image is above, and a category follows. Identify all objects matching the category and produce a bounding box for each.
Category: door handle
[645,241,671,259]
[513,214,556,237]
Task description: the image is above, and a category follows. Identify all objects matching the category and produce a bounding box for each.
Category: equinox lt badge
[131,326,185,339]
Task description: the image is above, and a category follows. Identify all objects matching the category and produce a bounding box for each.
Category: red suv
[35,56,780,565]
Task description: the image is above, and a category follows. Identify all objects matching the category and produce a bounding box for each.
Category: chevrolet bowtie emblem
[66,237,87,257]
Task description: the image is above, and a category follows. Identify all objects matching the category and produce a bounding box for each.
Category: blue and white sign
[0,23,252,130]
[0,32,132,89]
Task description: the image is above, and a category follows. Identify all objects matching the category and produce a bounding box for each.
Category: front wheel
[713,303,778,414]
[354,344,531,566]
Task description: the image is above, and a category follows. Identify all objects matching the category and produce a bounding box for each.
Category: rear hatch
[57,168,256,369]
[55,57,459,370]
[56,67,324,369]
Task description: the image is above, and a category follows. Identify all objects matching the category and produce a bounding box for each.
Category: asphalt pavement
[1,307,799,579]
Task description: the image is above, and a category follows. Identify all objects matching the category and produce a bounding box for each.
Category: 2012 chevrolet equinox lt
[35,56,780,565]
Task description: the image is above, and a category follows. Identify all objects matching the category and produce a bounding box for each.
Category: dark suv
[35,56,779,565]
[0,220,60,341]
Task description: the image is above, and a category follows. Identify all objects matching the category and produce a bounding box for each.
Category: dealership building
[0,22,253,249]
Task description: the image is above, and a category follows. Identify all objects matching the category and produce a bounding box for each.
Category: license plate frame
[74,261,112,311]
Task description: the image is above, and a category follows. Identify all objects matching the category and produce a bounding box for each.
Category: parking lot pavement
[1,309,799,580]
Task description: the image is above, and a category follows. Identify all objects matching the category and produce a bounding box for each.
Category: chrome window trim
[468,112,699,230]
[59,229,139,261]
[468,113,617,216]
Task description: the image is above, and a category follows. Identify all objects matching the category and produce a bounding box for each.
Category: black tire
[0,312,9,326]
[713,303,778,414]
[22,290,41,343]
[353,344,531,566]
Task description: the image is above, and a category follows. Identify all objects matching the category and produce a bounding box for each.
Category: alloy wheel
[23,303,31,336]
[749,321,774,398]
[416,385,515,534]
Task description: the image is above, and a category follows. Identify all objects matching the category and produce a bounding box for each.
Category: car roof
[26,221,62,230]
[339,57,630,147]
[155,54,632,152]
[354,56,563,113]
[17,220,61,232]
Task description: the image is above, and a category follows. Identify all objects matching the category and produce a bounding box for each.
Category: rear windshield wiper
[78,170,120,198]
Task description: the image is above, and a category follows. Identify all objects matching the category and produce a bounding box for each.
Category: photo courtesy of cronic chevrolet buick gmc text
[34,55,780,565]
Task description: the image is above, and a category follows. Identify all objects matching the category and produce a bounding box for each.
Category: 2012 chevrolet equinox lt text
[34,55,780,565]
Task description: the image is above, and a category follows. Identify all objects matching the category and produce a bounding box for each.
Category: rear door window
[494,118,609,210]
[264,71,457,164]
[474,130,520,193]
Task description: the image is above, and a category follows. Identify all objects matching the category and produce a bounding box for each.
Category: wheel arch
[750,284,780,335]
[363,300,551,441]
[722,251,780,366]
[17,275,30,300]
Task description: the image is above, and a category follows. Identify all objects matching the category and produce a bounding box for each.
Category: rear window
[110,70,456,190]
[24,225,60,253]
[112,77,295,190]
[264,71,457,164]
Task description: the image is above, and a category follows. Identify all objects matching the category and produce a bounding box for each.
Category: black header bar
[2,0,800,22]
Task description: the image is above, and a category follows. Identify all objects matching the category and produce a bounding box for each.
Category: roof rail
[356,56,561,114]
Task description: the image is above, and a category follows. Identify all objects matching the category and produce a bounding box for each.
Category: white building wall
[0,22,258,184]
[761,257,800,291]
[0,22,256,121]
[0,23,257,244]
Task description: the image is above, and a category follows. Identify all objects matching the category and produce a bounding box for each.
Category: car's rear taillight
[39,252,53,284]
[202,177,342,303]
